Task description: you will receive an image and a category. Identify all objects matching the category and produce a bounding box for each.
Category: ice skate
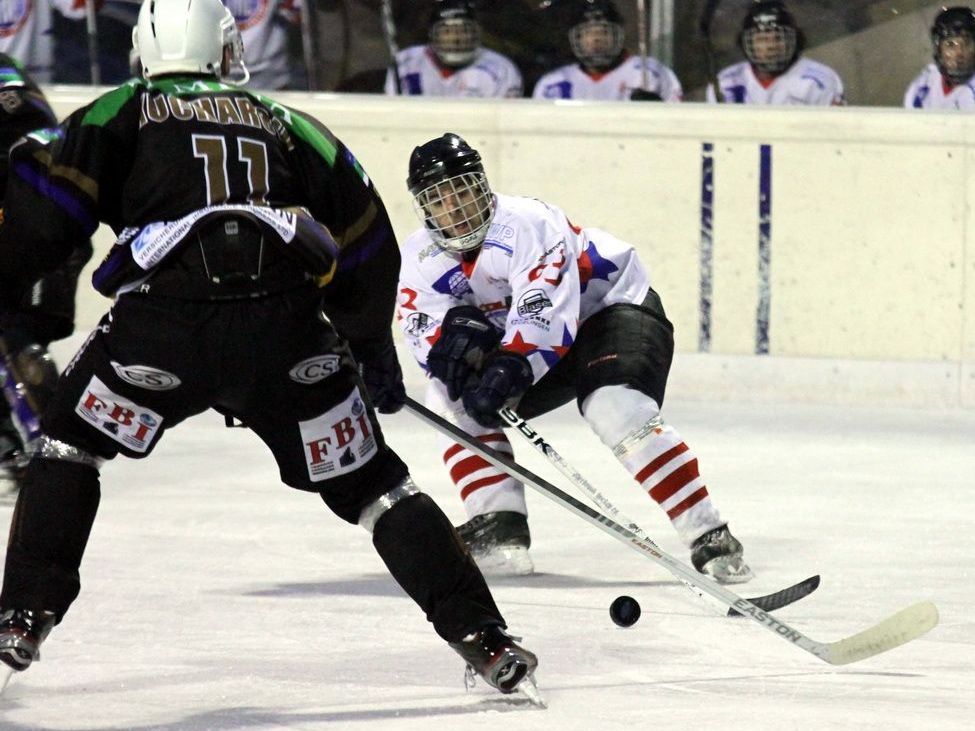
[0,608,55,693]
[691,524,754,584]
[456,511,534,576]
[450,624,540,702]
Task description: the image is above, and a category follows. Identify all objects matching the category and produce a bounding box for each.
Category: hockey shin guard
[1,458,101,620]
[371,493,503,642]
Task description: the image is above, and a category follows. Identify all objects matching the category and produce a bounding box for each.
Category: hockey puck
[609,595,641,627]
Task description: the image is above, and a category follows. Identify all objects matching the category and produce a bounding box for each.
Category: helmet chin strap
[222,63,251,87]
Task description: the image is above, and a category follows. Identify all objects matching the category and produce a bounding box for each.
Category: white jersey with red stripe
[532,54,683,101]
[385,44,523,98]
[904,63,975,109]
[397,193,651,385]
[706,57,845,106]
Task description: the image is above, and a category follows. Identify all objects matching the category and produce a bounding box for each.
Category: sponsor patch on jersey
[405,312,435,336]
[75,376,163,453]
[289,355,342,384]
[299,388,378,481]
[516,289,553,317]
[110,361,182,391]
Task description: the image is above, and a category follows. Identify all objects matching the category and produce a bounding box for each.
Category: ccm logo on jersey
[110,361,182,391]
[289,355,341,384]
[517,289,553,317]
[299,389,378,481]
[75,376,163,453]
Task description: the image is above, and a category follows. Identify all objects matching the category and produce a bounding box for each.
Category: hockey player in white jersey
[905,6,975,110]
[707,1,844,106]
[385,0,522,98]
[223,0,300,90]
[397,133,753,584]
[532,0,682,102]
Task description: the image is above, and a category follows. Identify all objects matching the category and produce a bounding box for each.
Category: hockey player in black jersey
[0,54,93,499]
[0,0,537,698]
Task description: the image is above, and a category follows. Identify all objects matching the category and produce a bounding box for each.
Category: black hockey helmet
[569,0,625,71]
[932,6,975,84]
[738,1,804,76]
[428,0,481,68]
[407,133,495,254]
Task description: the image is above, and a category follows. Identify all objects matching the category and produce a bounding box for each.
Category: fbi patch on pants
[299,388,378,481]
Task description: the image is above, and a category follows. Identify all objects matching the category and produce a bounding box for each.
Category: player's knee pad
[358,476,421,533]
[582,384,669,453]
[33,436,104,469]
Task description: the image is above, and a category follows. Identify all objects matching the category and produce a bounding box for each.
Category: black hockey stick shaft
[497,405,818,616]
[700,0,723,102]
[404,397,939,665]
[380,0,402,94]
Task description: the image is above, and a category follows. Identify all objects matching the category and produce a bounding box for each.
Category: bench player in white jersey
[706,1,844,106]
[397,133,753,583]
[385,0,522,98]
[532,0,682,102]
[905,6,975,110]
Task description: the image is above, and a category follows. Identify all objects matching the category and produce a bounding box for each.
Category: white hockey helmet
[133,0,249,84]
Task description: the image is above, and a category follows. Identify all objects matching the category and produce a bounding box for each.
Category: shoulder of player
[792,57,842,85]
[474,47,520,72]
[535,64,575,85]
[627,55,676,78]
[717,62,749,82]
[75,78,147,127]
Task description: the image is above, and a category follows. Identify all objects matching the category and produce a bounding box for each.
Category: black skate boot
[455,511,533,576]
[449,624,539,697]
[0,609,55,675]
[691,524,754,584]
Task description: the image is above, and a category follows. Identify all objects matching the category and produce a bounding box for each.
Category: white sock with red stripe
[582,385,723,546]
[440,431,528,517]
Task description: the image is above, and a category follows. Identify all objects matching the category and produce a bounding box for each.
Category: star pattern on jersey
[503,327,574,369]
[577,241,619,293]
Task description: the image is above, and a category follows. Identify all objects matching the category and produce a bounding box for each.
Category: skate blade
[704,556,755,585]
[0,664,14,696]
[517,674,546,708]
[474,545,535,577]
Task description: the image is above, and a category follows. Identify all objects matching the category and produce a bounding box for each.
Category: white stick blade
[825,601,939,666]
[0,664,14,696]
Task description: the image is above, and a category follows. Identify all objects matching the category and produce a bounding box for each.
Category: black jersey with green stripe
[0,75,400,349]
[0,53,57,201]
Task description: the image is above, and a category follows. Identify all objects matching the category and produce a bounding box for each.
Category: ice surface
[1,347,972,730]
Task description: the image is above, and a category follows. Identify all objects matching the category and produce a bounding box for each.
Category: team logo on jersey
[224,0,270,31]
[432,266,473,297]
[110,362,182,391]
[299,389,378,481]
[516,289,552,317]
[405,312,434,336]
[0,0,32,39]
[74,376,163,453]
[289,355,342,384]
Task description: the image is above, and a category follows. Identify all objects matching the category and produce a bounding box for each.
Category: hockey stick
[299,0,319,90]
[380,0,402,95]
[84,0,101,85]
[700,0,723,102]
[636,0,650,91]
[404,397,939,665]
[496,405,818,616]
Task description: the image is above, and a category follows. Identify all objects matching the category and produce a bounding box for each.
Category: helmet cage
[932,8,975,85]
[412,171,495,254]
[430,18,481,67]
[570,19,624,69]
[742,24,797,75]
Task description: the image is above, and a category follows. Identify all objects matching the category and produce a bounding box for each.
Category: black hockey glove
[427,305,502,402]
[354,338,406,414]
[630,89,663,101]
[462,350,533,429]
